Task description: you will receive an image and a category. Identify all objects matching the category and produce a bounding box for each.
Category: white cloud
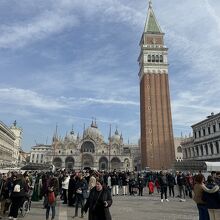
[0,88,65,110]
[0,9,79,48]
[79,97,139,106]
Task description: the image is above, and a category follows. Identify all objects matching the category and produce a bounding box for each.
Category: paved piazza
[2,193,199,220]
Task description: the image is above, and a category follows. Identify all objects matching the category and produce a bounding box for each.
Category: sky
[0,0,220,152]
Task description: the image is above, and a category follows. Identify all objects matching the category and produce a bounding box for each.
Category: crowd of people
[0,168,219,220]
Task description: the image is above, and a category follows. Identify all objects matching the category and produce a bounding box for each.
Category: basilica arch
[82,154,94,168]
[99,157,108,171]
[53,157,62,168]
[111,157,121,170]
[65,157,75,169]
[81,141,95,153]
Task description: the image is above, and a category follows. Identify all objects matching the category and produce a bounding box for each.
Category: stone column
[207,143,212,155]
[188,148,191,158]
[218,141,220,154]
[212,142,217,154]
[199,145,202,157]
[191,148,194,158]
[183,148,186,159]
[202,145,205,156]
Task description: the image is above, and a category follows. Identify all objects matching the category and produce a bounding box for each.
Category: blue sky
[0,0,220,151]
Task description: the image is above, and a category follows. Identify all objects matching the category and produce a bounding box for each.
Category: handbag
[83,190,90,199]
[48,191,55,204]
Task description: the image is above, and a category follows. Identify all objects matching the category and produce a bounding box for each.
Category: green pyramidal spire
[144,1,162,33]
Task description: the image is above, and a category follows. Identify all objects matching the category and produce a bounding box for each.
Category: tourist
[8,174,28,220]
[62,174,70,204]
[193,174,218,220]
[72,174,88,218]
[45,173,59,220]
[203,175,220,220]
[0,174,8,219]
[148,179,154,195]
[138,175,145,196]
[111,171,119,196]
[68,173,77,206]
[121,171,128,195]
[158,171,169,202]
[177,171,186,202]
[167,172,176,197]
[88,171,96,191]
[84,178,112,220]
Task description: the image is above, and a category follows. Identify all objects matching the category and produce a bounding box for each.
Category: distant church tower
[138,1,175,170]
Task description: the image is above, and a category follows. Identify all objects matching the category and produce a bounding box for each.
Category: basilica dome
[84,121,104,140]
[66,130,77,142]
[111,129,123,143]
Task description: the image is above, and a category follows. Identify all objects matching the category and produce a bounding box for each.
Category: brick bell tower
[138,1,175,170]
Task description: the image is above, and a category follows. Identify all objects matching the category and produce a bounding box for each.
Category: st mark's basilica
[40,120,140,171]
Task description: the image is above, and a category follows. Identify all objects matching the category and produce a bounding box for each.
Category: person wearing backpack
[8,174,27,220]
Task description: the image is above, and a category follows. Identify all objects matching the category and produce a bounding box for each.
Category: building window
[152,55,155,62]
[177,146,182,153]
[160,55,163,62]
[208,127,211,134]
[198,130,201,137]
[213,124,216,133]
[203,129,205,136]
[194,132,197,139]
[148,55,151,62]
[155,55,159,62]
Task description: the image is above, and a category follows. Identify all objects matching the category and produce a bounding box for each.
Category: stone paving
[1,193,199,220]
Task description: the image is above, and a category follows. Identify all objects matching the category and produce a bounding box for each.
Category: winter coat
[138,178,145,188]
[45,177,59,207]
[167,174,176,187]
[84,187,112,220]
[111,173,119,186]
[158,175,168,187]
[177,174,186,186]
[203,183,220,209]
[193,183,219,205]
[62,176,70,190]
[121,174,128,186]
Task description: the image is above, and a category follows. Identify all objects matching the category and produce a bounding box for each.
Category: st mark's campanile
[138,1,175,170]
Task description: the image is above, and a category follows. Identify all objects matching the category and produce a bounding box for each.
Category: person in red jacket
[148,180,154,195]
